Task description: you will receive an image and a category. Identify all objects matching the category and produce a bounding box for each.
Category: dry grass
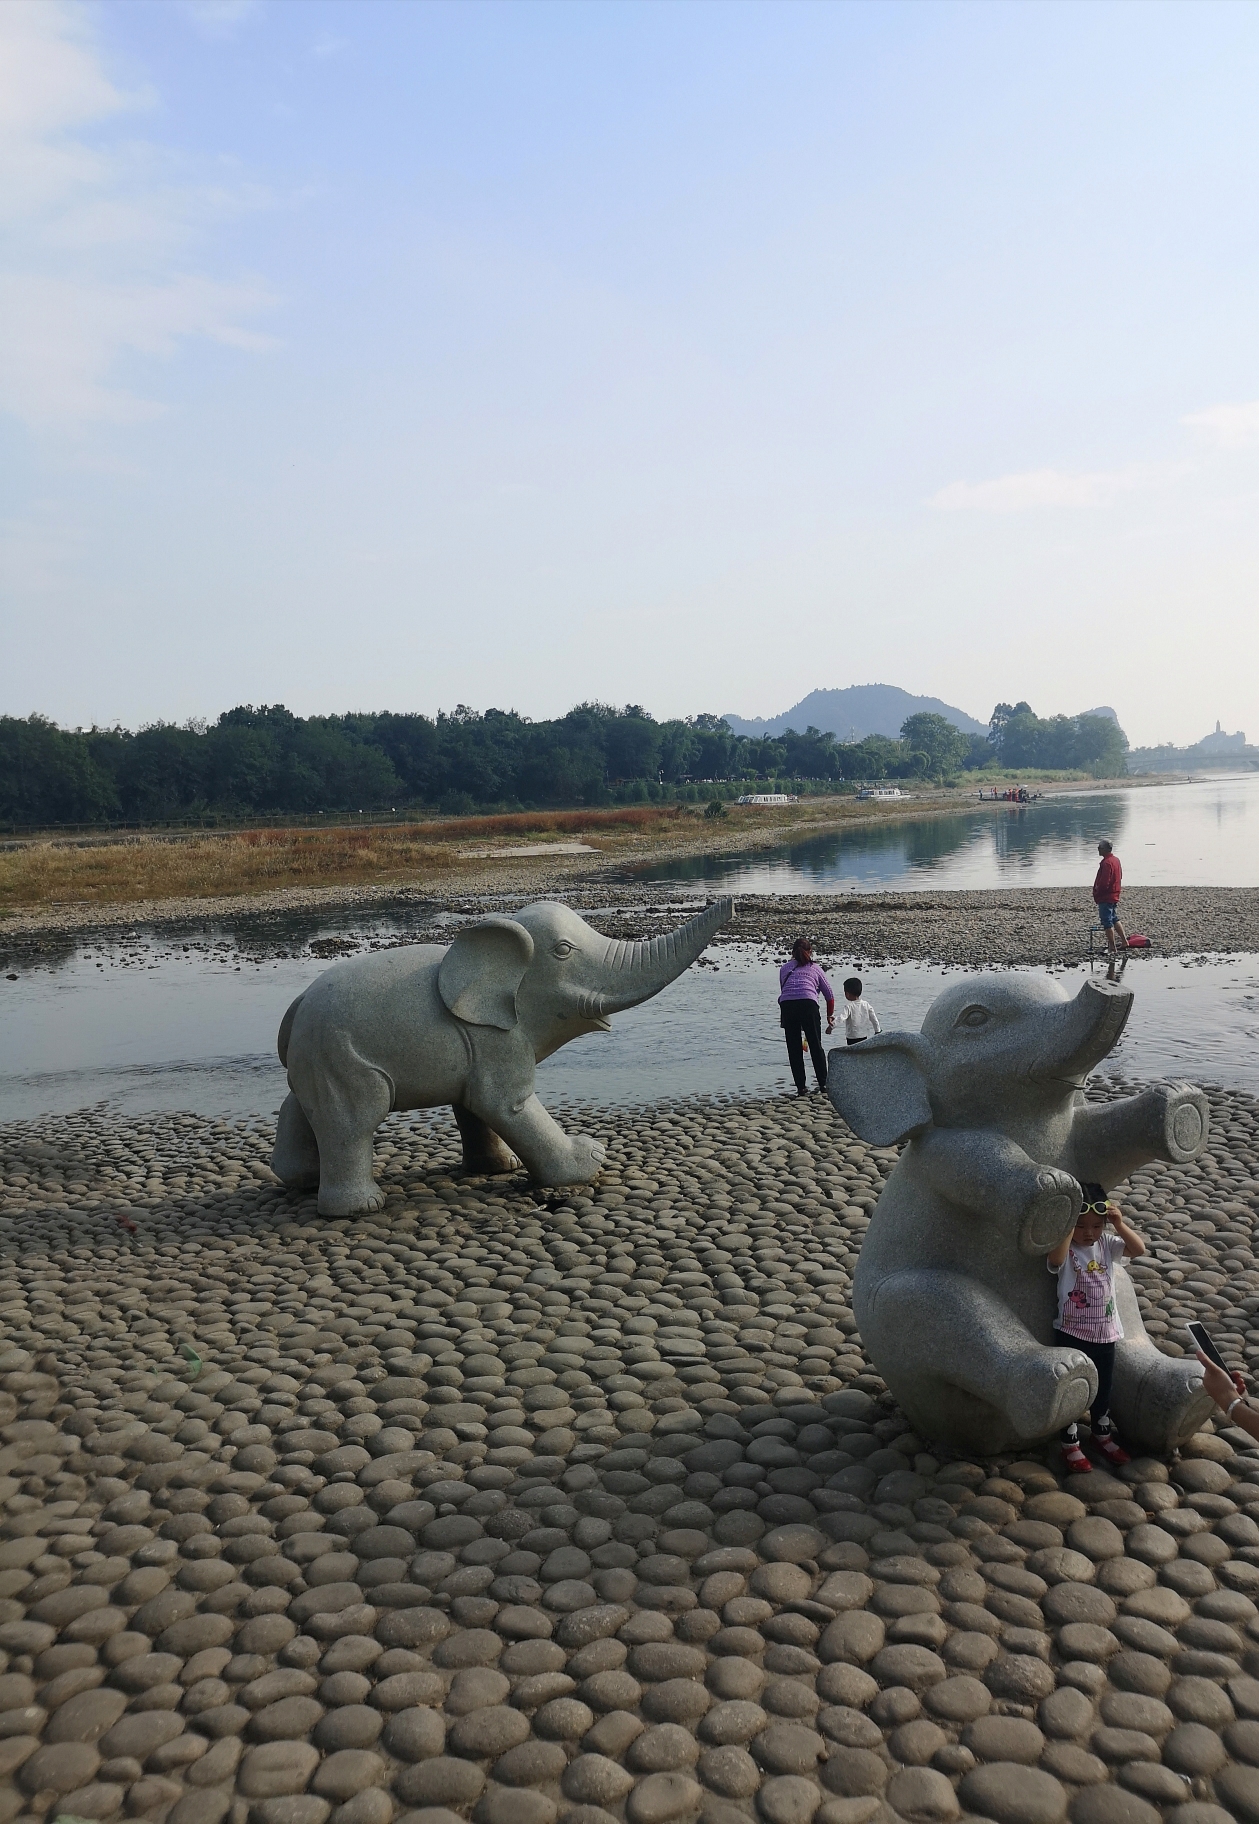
[0,826,460,911]
[0,804,696,911]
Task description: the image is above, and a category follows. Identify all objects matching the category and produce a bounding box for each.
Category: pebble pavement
[1,1084,1259,1824]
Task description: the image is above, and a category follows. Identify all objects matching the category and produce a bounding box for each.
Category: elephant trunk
[1032,977,1133,1084]
[583,897,734,1017]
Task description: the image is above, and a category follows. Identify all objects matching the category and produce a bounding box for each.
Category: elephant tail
[277,991,307,1068]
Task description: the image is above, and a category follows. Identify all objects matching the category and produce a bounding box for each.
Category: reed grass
[0,826,459,911]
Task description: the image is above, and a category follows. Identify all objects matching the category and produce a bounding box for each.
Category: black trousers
[781,999,827,1092]
[1054,1330,1116,1433]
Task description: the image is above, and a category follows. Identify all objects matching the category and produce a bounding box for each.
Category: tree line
[0,699,1129,828]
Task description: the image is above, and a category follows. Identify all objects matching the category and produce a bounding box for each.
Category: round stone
[310,1751,386,1800]
[963,1717,1044,1765]
[868,1646,945,1692]
[447,1706,530,1759]
[985,1655,1056,1703]
[1162,1723,1226,1776]
[886,1768,961,1822]
[819,1748,887,1798]
[924,1676,991,1724]
[758,1776,824,1824]
[314,1708,384,1751]
[625,1771,704,1824]
[1212,1766,1259,1824]
[1066,1788,1161,1824]
[1167,1677,1235,1725]
[698,1744,763,1797]
[561,1755,636,1805]
[629,1725,702,1773]
[958,1763,1067,1824]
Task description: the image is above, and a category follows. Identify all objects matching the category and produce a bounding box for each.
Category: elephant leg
[452,1105,520,1175]
[272,1093,320,1191]
[1110,1340,1214,1456]
[471,1091,606,1187]
[301,1064,392,1217]
[860,1268,1097,1453]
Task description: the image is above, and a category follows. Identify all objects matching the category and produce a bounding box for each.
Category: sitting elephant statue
[271,897,732,1214]
[826,972,1213,1456]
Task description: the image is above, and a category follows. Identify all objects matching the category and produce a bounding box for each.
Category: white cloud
[930,465,1159,513]
[1183,399,1259,450]
[0,1,274,432]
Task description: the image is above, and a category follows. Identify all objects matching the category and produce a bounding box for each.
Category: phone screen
[1186,1320,1229,1371]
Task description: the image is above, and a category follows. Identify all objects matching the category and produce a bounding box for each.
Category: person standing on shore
[840,977,881,1045]
[1093,839,1128,978]
[779,939,835,1098]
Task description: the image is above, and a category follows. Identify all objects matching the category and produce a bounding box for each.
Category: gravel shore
[3,1085,1259,1824]
[6,885,1259,975]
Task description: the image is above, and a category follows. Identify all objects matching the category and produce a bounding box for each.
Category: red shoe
[1062,1440,1091,1474]
[1093,1432,1130,1465]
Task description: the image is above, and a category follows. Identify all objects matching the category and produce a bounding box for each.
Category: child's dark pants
[781,1000,826,1092]
[1054,1330,1116,1435]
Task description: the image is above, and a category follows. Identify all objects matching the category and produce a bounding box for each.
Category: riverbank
[2,1083,1258,1824]
[0,773,1168,924]
[6,883,1259,974]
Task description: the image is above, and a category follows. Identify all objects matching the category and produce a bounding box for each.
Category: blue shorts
[1098,902,1120,930]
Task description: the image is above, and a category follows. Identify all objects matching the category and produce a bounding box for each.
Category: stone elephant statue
[271,897,732,1215]
[826,971,1213,1456]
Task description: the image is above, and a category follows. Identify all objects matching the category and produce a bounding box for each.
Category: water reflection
[632,775,1259,894]
[3,939,1257,1122]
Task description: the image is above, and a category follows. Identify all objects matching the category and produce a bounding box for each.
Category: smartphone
[1186,1320,1229,1372]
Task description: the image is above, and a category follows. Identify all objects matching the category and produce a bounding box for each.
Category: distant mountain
[723,685,988,743]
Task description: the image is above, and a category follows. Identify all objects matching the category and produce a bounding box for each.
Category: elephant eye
[956,1005,990,1029]
[551,941,575,959]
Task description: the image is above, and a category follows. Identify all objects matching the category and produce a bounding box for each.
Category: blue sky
[3,0,1258,746]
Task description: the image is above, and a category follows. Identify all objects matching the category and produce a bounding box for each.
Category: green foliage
[899,713,969,780]
[704,798,727,819]
[988,702,1128,776]
[0,695,1130,826]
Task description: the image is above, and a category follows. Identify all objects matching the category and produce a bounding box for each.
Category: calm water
[4,772,1257,1125]
[633,774,1259,894]
[3,934,1256,1122]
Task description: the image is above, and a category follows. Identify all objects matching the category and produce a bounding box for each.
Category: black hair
[844,977,862,996]
[791,938,813,964]
[1079,1182,1107,1206]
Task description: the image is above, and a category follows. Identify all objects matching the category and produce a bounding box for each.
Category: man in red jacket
[1093,839,1128,976]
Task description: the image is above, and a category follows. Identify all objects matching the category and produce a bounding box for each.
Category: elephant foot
[317,1181,385,1218]
[528,1135,607,1188]
[1113,1343,1215,1455]
[1006,1344,1096,1441]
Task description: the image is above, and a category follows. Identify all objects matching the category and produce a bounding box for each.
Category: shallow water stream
[4,930,1256,1121]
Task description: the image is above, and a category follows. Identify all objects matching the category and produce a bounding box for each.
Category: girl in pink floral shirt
[1047,1183,1146,1473]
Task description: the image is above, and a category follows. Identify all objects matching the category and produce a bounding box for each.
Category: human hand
[826,1021,834,1034]
[1197,1352,1245,1411]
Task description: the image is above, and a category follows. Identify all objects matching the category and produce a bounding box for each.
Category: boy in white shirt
[841,977,881,1045]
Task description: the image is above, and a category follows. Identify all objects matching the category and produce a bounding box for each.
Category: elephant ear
[826,1032,932,1146]
[438,916,534,1031]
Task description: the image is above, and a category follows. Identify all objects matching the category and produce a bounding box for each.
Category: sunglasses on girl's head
[1080,1201,1110,1215]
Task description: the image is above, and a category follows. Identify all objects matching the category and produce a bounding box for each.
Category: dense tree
[0,696,1129,827]
[900,713,969,780]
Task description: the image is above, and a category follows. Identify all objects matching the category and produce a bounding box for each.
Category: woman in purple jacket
[778,938,836,1097]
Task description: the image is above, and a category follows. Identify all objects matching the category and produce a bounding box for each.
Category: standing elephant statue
[826,972,1214,1456]
[271,897,733,1214]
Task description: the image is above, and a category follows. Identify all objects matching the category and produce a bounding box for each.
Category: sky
[2,0,1258,749]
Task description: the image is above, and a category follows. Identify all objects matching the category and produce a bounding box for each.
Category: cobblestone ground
[1,1086,1259,1824]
